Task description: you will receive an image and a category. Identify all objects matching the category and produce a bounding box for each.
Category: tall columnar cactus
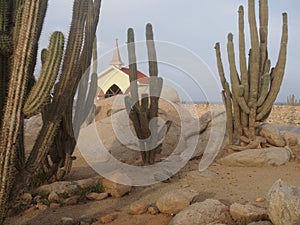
[0,1,101,223]
[125,24,164,165]
[287,95,300,106]
[215,0,288,149]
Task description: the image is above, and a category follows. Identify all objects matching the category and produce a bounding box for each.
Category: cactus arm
[248,0,260,83]
[238,5,250,128]
[248,0,260,92]
[214,42,234,144]
[92,36,98,74]
[0,35,13,57]
[54,0,88,97]
[0,55,9,127]
[146,23,163,161]
[247,0,260,139]
[82,73,98,122]
[0,0,10,33]
[73,37,98,132]
[23,31,64,116]
[257,72,270,107]
[146,23,161,119]
[259,0,268,78]
[127,28,140,112]
[0,1,12,126]
[238,5,249,101]
[257,13,288,120]
[227,33,250,114]
[0,0,13,56]
[126,27,144,138]
[140,94,151,139]
[24,122,58,174]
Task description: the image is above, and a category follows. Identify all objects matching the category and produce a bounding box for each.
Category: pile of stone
[130,180,300,225]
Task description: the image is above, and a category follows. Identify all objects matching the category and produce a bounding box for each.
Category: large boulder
[267,179,300,225]
[168,199,233,225]
[218,147,292,167]
[91,95,227,166]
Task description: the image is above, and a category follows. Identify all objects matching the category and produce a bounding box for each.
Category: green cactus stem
[23,31,64,116]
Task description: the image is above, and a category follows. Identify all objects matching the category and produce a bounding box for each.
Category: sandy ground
[5,105,300,225]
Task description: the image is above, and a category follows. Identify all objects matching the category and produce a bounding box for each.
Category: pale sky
[40,0,300,103]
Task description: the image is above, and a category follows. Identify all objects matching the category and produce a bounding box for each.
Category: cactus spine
[214,0,288,148]
[0,1,102,223]
[125,23,164,164]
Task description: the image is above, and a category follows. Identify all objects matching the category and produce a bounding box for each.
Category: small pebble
[255,197,265,203]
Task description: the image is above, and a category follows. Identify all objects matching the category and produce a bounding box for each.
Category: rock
[61,184,78,195]
[36,203,48,211]
[21,193,33,203]
[93,96,226,168]
[187,110,227,160]
[148,205,160,215]
[255,197,266,203]
[129,202,148,215]
[102,173,131,198]
[36,181,77,195]
[79,217,95,225]
[247,221,273,225]
[24,114,42,151]
[49,203,61,209]
[48,191,62,203]
[267,179,300,225]
[169,199,233,225]
[75,176,102,189]
[63,195,80,205]
[218,147,291,167]
[156,189,199,215]
[281,131,299,147]
[61,217,74,225]
[230,203,268,223]
[86,192,109,201]
[259,124,286,147]
[33,195,42,203]
[99,214,117,224]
